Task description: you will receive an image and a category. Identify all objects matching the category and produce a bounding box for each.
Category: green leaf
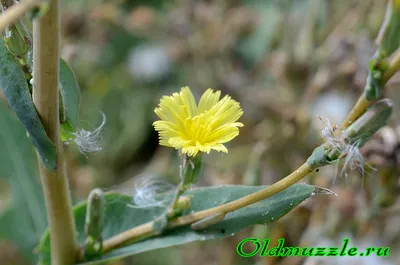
[0,39,57,170]
[37,183,329,265]
[59,59,81,141]
[378,0,400,57]
[343,99,392,147]
[0,101,47,262]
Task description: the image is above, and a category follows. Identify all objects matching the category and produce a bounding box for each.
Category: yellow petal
[168,137,192,149]
[211,143,228,153]
[206,125,240,143]
[180,87,197,117]
[182,146,200,157]
[197,88,221,115]
[155,96,186,127]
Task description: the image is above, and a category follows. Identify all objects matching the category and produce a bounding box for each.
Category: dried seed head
[318,115,341,152]
[316,118,368,178]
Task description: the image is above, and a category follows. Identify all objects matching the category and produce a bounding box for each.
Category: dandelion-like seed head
[153,87,244,157]
[72,113,106,157]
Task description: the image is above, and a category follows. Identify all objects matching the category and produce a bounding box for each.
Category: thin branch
[96,163,312,256]
[0,0,41,33]
[336,48,400,134]
[32,0,78,264]
[384,48,400,83]
[336,94,370,133]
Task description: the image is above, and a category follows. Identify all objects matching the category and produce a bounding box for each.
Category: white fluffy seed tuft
[339,141,365,178]
[127,176,176,209]
[72,113,106,157]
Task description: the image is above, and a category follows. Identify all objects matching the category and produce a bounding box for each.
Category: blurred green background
[1,0,400,264]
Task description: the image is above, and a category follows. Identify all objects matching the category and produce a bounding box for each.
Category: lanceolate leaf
[0,39,56,170]
[378,0,400,57]
[0,101,47,262]
[37,184,331,265]
[59,59,80,140]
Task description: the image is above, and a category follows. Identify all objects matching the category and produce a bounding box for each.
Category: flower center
[183,112,213,146]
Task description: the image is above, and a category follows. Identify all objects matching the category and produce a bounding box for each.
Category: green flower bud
[84,188,105,258]
[176,195,191,210]
[84,236,102,258]
[181,154,203,189]
[364,52,388,101]
[3,20,31,59]
[167,196,192,218]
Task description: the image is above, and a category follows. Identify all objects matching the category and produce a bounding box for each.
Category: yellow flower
[153,87,244,157]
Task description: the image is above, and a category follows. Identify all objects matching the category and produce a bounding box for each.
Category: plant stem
[169,183,185,210]
[98,163,312,256]
[383,48,400,83]
[336,94,370,133]
[32,0,78,264]
[0,0,41,33]
[336,48,400,134]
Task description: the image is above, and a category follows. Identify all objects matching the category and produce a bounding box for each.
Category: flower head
[153,87,244,156]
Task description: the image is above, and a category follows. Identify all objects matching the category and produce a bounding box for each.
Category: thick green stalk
[32,0,78,264]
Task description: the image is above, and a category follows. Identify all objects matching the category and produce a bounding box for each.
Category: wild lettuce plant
[0,1,399,265]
